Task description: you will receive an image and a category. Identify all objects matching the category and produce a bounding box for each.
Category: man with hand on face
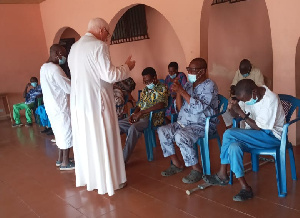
[157,58,218,184]
[203,79,285,201]
[119,67,168,163]
[40,44,74,170]
[12,77,42,127]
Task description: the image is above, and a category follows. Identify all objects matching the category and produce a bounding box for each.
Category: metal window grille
[111,4,149,45]
[212,0,246,5]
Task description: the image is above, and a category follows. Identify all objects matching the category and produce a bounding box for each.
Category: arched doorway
[200,0,273,97]
[53,27,80,78]
[109,5,186,100]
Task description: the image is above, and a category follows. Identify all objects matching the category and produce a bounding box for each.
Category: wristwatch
[242,112,250,120]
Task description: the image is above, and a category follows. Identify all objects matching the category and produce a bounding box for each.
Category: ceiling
[0,0,45,3]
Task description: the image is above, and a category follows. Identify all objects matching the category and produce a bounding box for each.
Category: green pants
[13,102,34,124]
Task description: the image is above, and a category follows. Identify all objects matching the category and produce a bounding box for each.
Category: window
[111,4,149,45]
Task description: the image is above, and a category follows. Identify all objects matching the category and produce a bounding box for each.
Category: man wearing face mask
[222,59,265,127]
[157,58,218,184]
[203,79,285,201]
[12,77,42,127]
[164,62,187,116]
[40,44,74,170]
[119,67,168,163]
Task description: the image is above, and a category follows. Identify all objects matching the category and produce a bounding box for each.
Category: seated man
[164,62,187,116]
[157,58,219,184]
[119,67,168,163]
[223,59,265,127]
[203,79,285,201]
[12,77,42,127]
[114,77,136,119]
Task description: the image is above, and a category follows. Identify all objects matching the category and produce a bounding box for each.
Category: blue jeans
[220,128,281,178]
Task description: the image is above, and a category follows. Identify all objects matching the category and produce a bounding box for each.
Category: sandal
[56,158,75,167]
[233,188,253,201]
[182,170,203,184]
[161,164,183,177]
[202,174,229,186]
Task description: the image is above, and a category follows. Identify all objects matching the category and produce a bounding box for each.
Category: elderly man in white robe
[68,18,136,196]
[40,44,74,170]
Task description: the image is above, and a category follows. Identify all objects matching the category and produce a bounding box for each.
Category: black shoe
[12,123,23,127]
[41,128,51,133]
[25,123,33,127]
[233,187,253,201]
[46,129,54,135]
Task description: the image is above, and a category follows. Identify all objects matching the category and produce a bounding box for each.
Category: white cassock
[68,33,130,196]
[40,62,72,149]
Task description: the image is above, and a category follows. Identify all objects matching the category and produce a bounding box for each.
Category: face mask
[242,73,250,78]
[31,82,37,87]
[169,74,176,79]
[59,56,67,65]
[187,74,197,83]
[245,93,258,105]
[146,83,155,89]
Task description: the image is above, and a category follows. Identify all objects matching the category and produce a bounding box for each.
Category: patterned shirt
[164,72,187,115]
[25,85,42,104]
[137,81,168,126]
[176,79,219,133]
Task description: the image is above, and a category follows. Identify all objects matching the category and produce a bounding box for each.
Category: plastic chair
[130,95,173,161]
[33,96,43,125]
[230,94,298,197]
[171,94,228,175]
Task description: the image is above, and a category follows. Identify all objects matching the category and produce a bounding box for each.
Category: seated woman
[114,77,136,119]
[164,62,187,116]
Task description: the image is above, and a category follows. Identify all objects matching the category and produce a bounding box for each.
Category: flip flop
[202,174,229,186]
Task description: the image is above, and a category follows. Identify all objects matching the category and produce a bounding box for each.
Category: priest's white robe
[68,33,130,196]
[40,62,72,149]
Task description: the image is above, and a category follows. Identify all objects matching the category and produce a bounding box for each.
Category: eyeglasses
[104,28,111,37]
[186,67,203,73]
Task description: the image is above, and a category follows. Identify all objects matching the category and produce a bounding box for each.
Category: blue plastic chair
[130,95,173,161]
[171,94,228,175]
[230,94,298,197]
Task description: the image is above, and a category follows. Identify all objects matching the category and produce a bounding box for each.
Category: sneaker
[233,187,253,201]
[12,123,23,127]
[51,139,56,143]
[25,123,33,127]
[60,162,75,171]
[41,128,52,133]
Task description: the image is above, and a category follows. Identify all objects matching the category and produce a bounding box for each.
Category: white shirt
[239,86,285,140]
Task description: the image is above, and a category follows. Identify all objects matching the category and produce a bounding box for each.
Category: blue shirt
[25,85,42,104]
[176,79,219,132]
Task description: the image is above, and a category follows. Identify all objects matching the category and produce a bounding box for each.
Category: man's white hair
[87,18,109,32]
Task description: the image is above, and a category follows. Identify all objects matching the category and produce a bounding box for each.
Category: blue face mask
[245,94,258,105]
[59,56,67,65]
[242,73,250,78]
[169,74,176,79]
[146,83,155,89]
[31,82,37,87]
[187,74,197,83]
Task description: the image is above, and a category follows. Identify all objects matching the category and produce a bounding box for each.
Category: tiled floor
[0,119,299,218]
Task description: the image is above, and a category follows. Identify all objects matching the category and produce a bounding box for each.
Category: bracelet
[242,112,250,120]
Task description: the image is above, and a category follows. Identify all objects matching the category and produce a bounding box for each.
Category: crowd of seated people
[11,55,287,202]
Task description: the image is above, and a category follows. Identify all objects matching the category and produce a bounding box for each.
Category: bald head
[87,18,109,37]
[48,44,67,64]
[190,58,207,70]
[50,44,66,54]
[239,59,252,75]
